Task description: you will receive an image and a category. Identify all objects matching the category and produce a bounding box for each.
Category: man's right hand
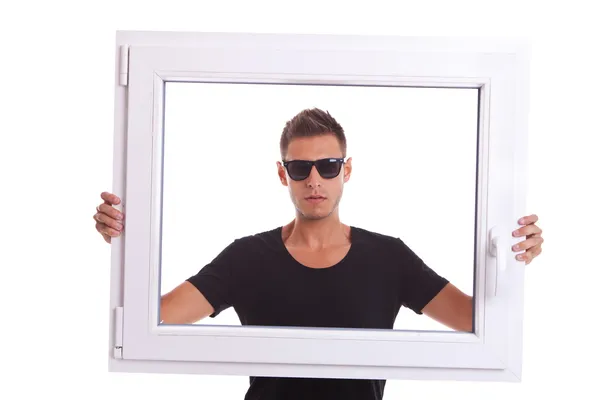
[94,192,124,244]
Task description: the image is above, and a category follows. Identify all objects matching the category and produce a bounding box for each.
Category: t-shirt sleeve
[396,237,449,315]
[186,239,244,318]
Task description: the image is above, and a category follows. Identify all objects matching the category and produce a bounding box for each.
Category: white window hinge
[114,306,124,359]
[119,45,129,86]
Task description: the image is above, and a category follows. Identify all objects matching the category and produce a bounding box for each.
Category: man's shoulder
[228,226,282,251]
[352,226,418,263]
[352,226,417,257]
[352,226,402,246]
[237,226,280,240]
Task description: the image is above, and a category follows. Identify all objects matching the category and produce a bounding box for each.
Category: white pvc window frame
[108,31,530,382]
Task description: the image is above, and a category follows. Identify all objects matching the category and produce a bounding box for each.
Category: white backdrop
[160,82,477,331]
[1,1,598,399]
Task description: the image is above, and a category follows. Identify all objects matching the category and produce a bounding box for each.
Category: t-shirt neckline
[276,225,357,271]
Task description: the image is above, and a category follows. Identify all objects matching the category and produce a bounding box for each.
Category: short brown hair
[279,108,347,160]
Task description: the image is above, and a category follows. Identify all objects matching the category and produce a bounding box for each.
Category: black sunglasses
[282,158,345,181]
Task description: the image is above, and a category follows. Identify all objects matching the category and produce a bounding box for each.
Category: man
[94,108,544,400]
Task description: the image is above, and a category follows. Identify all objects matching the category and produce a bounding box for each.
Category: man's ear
[277,161,288,186]
[343,157,352,183]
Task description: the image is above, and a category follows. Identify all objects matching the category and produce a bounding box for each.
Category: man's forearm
[461,296,474,332]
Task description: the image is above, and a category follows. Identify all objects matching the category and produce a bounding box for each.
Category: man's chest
[233,254,401,329]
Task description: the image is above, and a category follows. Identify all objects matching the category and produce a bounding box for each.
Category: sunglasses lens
[287,161,312,180]
[316,159,342,179]
[286,159,343,180]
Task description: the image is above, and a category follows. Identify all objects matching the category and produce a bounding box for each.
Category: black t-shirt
[187,226,449,400]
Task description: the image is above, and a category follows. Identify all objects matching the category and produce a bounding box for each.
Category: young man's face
[277,134,352,221]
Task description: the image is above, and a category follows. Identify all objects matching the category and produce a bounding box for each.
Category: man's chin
[299,209,331,221]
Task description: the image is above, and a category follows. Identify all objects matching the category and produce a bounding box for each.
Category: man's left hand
[512,214,544,265]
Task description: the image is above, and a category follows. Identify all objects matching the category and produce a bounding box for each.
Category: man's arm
[421,283,473,332]
[419,214,545,331]
[160,237,245,323]
[160,281,215,324]
[401,214,544,332]
[93,192,235,324]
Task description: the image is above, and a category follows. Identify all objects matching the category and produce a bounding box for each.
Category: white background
[161,82,477,331]
[1,1,598,399]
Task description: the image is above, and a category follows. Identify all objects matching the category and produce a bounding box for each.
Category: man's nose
[305,165,322,187]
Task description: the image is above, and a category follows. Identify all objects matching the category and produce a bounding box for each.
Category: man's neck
[283,213,350,250]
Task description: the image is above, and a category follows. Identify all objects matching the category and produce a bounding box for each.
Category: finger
[527,231,543,240]
[512,236,544,252]
[94,211,124,232]
[101,232,112,244]
[516,248,535,263]
[518,214,538,225]
[95,222,114,243]
[101,191,121,206]
[530,244,543,257]
[97,203,124,222]
[513,224,542,237]
[525,247,542,265]
[516,251,530,262]
[517,243,543,264]
[96,222,122,237]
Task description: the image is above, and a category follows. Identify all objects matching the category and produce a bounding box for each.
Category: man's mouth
[305,195,326,203]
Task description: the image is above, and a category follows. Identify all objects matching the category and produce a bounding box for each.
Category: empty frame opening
[158,81,479,332]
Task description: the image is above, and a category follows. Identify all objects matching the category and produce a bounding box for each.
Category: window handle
[488,226,506,297]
